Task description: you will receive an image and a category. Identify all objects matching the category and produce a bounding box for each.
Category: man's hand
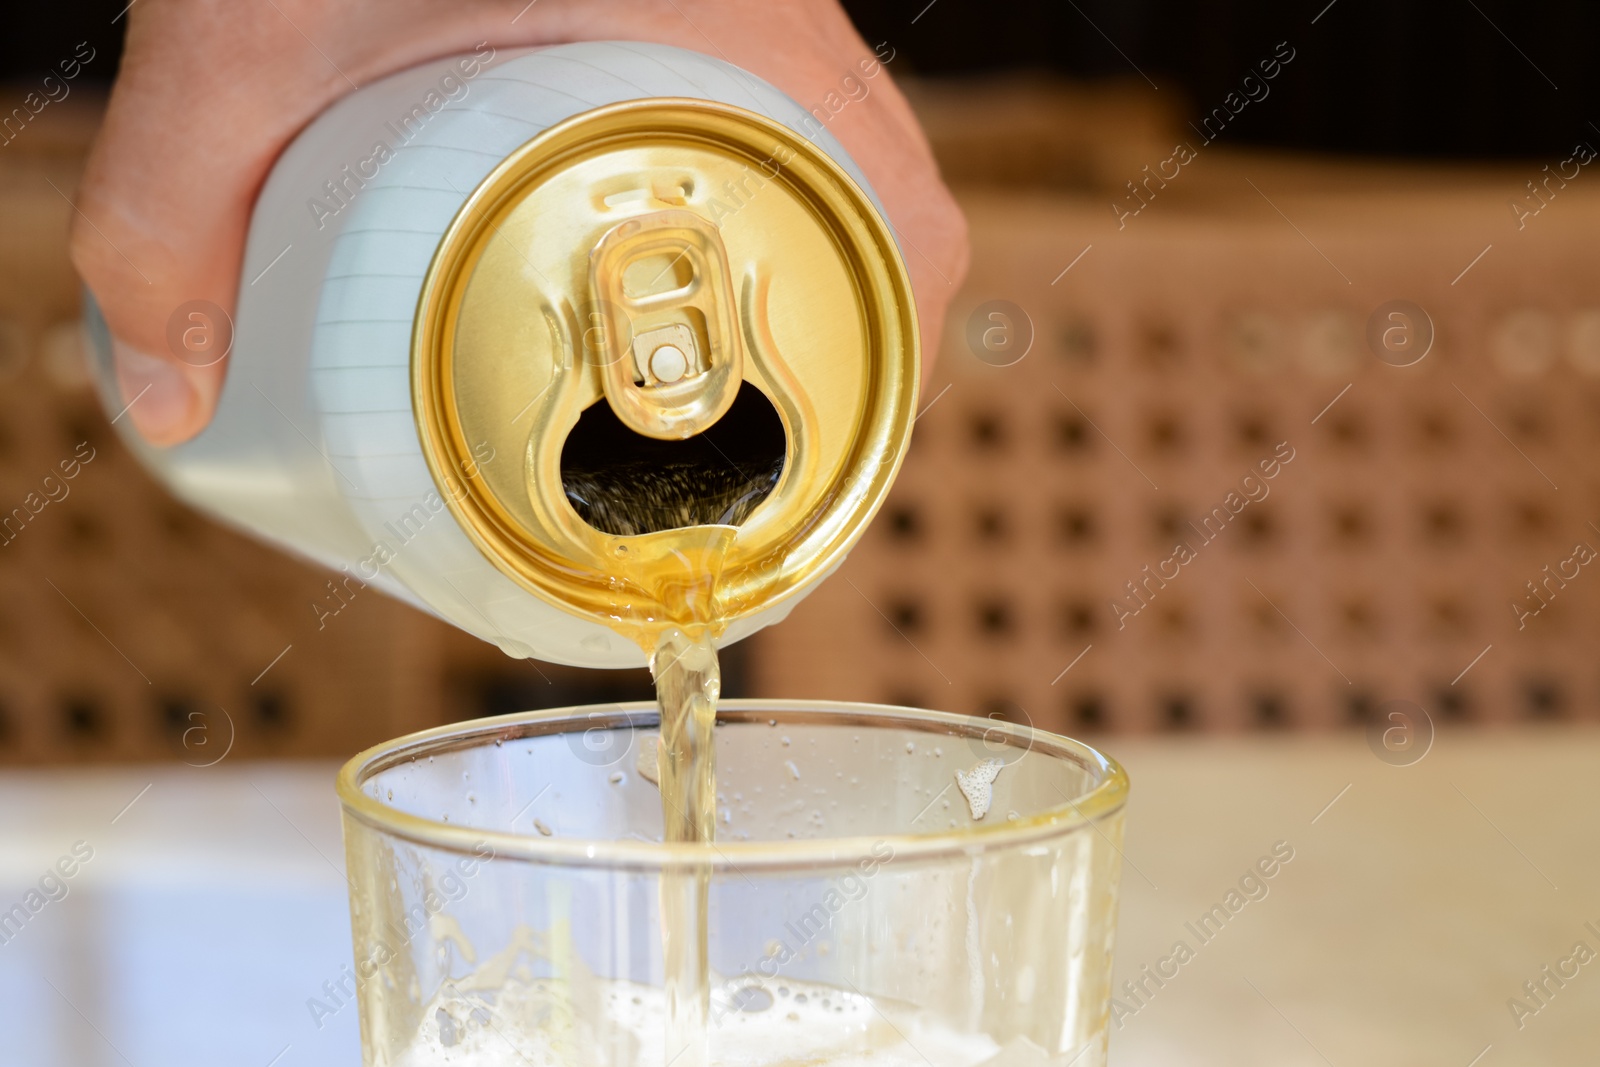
[71,0,967,445]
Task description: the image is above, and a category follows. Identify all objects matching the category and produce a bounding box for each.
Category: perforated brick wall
[749,83,1600,735]
[4,87,1596,762]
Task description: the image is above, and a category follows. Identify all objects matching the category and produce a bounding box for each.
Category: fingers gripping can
[96,43,919,667]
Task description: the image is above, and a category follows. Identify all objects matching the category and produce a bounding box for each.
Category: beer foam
[398,976,1001,1067]
[955,758,1004,820]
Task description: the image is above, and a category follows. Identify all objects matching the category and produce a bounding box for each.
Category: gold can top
[412,98,918,634]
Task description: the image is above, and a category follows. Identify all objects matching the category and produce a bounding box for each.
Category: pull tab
[589,209,744,440]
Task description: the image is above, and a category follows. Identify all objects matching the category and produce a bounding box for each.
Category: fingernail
[112,339,200,446]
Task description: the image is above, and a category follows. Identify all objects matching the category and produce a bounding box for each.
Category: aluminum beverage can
[93,42,918,668]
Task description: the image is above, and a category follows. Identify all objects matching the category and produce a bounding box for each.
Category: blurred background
[3,4,1599,1067]
[2,0,1596,760]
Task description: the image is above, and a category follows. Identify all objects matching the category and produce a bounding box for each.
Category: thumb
[71,193,230,447]
[70,2,320,446]
[68,67,248,446]
[70,130,243,447]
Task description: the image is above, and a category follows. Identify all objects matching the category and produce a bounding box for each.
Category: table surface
[1,725,1595,1066]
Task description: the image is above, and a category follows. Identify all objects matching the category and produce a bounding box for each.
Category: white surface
[1105,726,1600,1066]
[1,727,1596,1066]
[0,765,357,1067]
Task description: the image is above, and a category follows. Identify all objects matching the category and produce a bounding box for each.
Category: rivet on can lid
[650,344,689,383]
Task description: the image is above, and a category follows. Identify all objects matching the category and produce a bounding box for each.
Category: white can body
[103,43,885,669]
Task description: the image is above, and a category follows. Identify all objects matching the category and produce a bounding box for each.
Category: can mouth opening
[560,380,787,536]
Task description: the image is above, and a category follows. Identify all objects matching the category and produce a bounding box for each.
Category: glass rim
[336,699,1128,873]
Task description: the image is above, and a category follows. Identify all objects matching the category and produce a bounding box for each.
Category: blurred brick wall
[2,82,1594,762]
[0,95,667,764]
[0,96,441,762]
[749,79,1600,737]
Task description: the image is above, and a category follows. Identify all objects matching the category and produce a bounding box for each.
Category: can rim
[335,700,1129,872]
[410,98,920,630]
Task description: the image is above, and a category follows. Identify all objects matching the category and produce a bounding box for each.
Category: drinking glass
[336,700,1129,1066]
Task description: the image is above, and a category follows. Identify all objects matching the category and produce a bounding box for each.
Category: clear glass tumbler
[336,700,1129,1066]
